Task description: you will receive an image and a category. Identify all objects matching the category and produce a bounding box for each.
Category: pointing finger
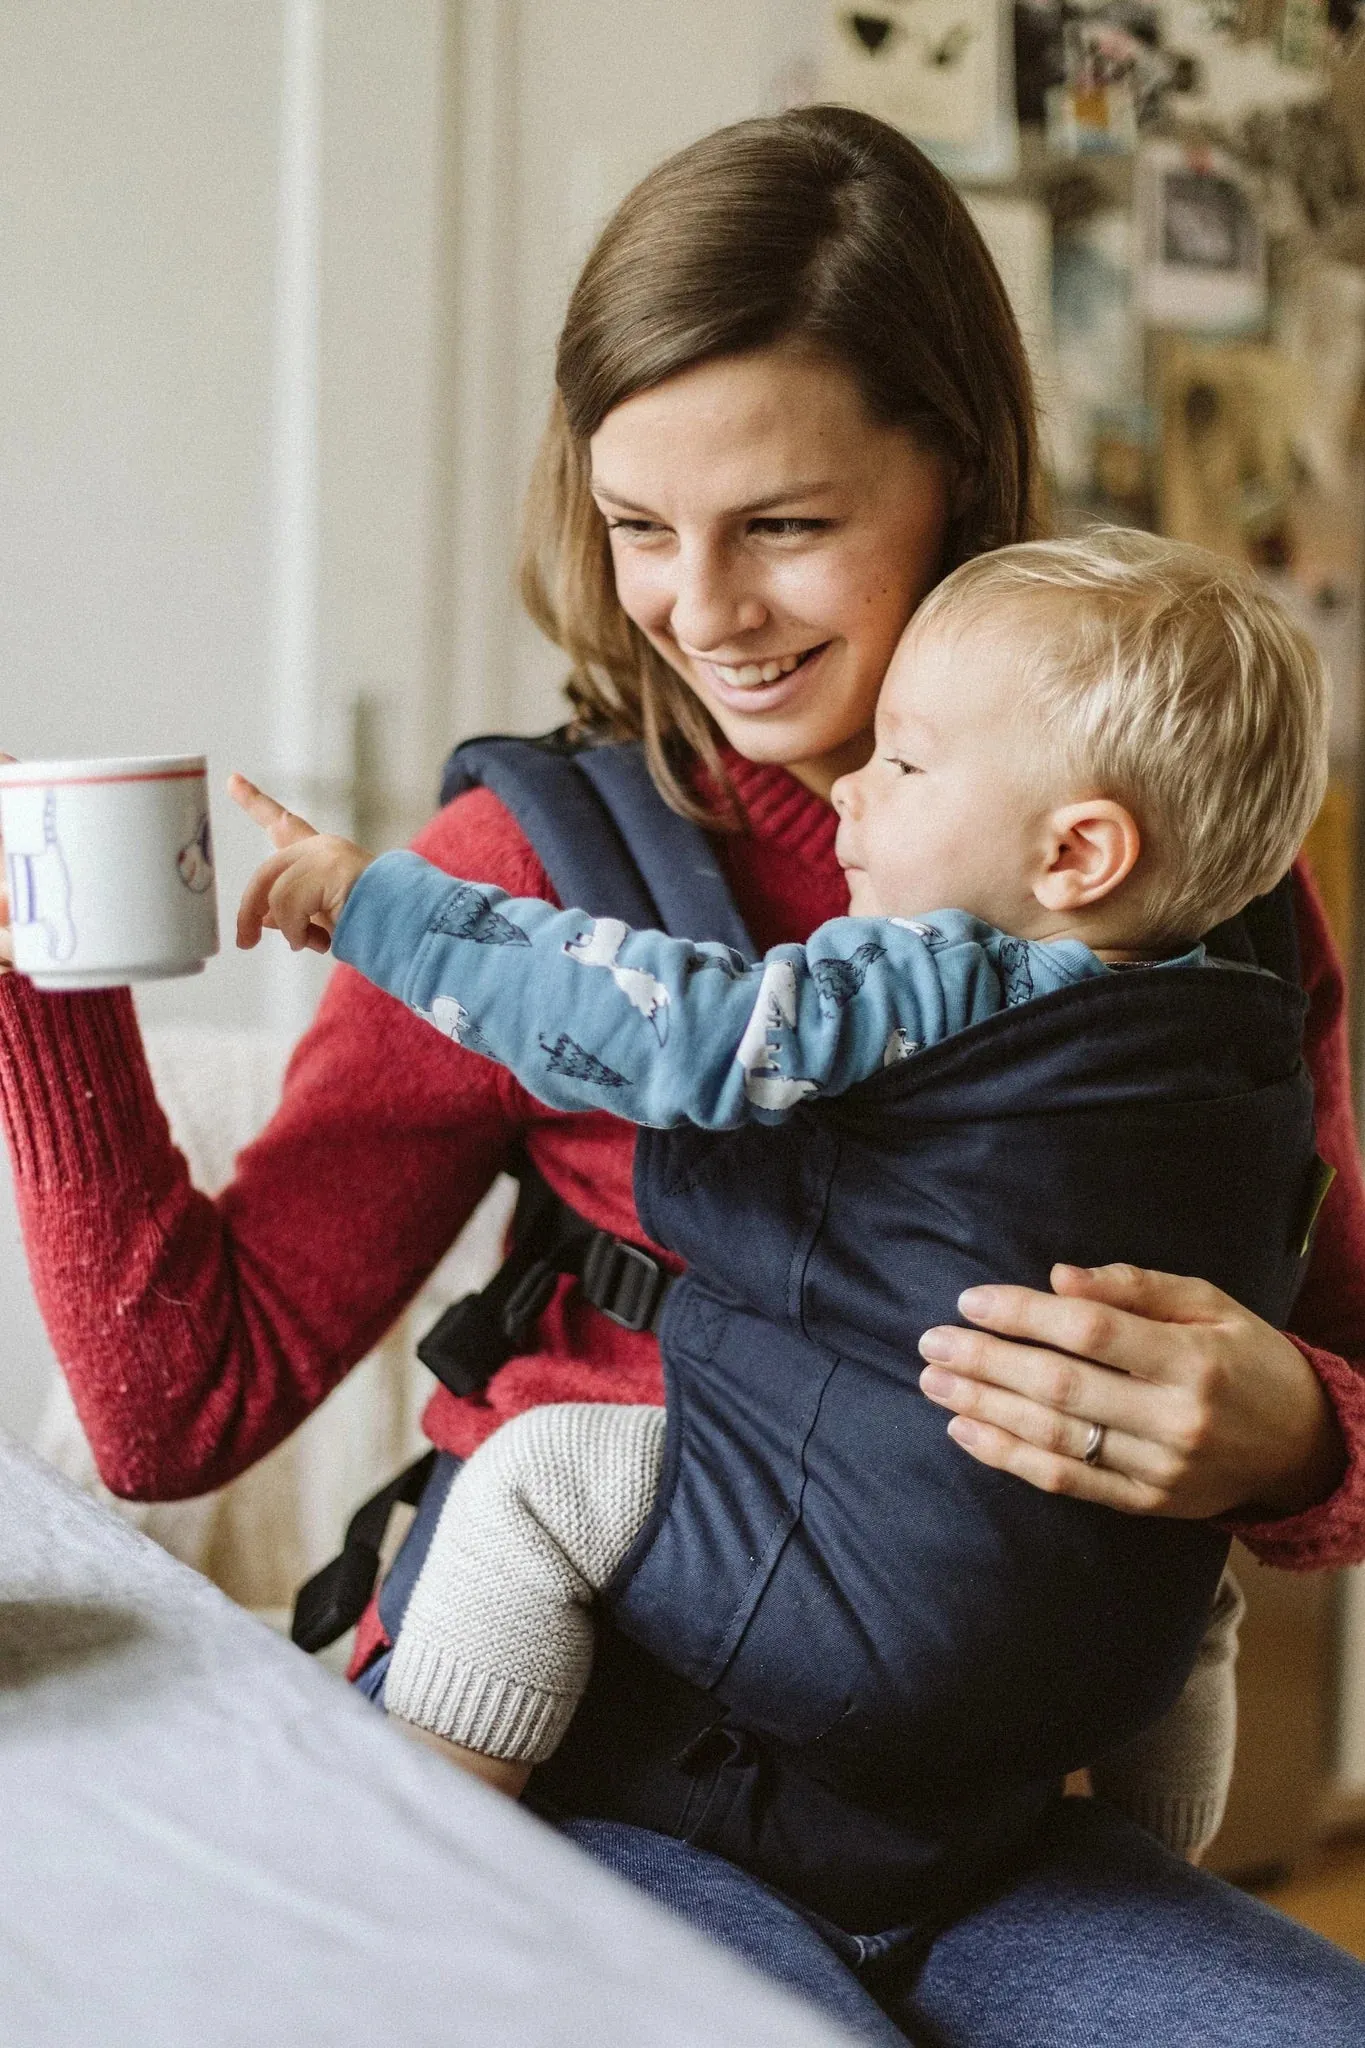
[227,772,318,850]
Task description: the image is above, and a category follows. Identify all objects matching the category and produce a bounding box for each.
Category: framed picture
[820,0,1019,181]
[1136,138,1268,331]
[1153,334,1301,559]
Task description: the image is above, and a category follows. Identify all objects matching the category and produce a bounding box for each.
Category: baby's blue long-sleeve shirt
[333,850,1206,1132]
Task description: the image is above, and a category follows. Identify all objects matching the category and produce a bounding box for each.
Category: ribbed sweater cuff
[384,1631,580,1764]
[0,977,167,1190]
[1222,1337,1365,1570]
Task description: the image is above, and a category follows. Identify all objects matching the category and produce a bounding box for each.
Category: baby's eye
[883,754,921,776]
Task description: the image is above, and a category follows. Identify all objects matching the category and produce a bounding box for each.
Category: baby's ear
[1034,800,1141,913]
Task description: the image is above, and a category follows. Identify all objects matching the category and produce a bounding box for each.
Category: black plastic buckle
[501,1258,560,1344]
[291,1543,383,1655]
[581,1231,671,1332]
[416,1292,511,1397]
[290,1448,437,1653]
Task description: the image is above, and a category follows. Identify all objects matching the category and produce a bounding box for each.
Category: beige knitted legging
[384,1402,667,1764]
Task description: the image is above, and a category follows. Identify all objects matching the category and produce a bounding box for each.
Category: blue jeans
[358,1460,1365,2045]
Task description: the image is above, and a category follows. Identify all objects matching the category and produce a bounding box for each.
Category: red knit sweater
[4,754,1365,1624]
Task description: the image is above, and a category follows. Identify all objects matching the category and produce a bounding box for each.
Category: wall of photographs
[821,0,1365,1850]
[823,0,1365,967]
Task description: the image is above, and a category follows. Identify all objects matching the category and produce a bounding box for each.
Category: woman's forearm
[0,968,514,1498]
[1230,865,1365,1565]
[1225,1338,1365,1568]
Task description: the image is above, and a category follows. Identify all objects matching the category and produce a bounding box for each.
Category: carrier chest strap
[416,1166,674,1400]
[290,1194,674,1652]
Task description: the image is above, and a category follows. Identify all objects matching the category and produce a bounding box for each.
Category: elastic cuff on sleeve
[1221,1338,1365,1571]
[384,1631,580,1764]
[1099,1789,1226,1862]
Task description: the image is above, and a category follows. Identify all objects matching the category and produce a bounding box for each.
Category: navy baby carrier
[295,729,1324,1935]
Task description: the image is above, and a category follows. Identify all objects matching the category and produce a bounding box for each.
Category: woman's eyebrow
[590,481,836,516]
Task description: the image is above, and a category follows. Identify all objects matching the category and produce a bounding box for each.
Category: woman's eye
[606,517,664,536]
[748,517,831,538]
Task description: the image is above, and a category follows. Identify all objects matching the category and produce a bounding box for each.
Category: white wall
[447,0,825,737]
[0,0,456,1437]
[0,2,281,1032]
[0,0,827,1445]
[0,2,282,1440]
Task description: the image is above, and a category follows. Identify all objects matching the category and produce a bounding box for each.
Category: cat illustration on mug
[6,790,78,963]
[177,809,214,893]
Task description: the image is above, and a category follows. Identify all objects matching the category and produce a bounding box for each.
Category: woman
[3,108,1364,2043]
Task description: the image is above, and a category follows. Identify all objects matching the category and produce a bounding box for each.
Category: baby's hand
[229,772,375,954]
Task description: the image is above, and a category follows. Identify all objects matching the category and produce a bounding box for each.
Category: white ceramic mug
[0,754,219,991]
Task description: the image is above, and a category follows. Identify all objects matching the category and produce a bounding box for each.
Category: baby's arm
[233,778,1104,1129]
[384,1404,665,1793]
[330,851,1026,1129]
[1088,1567,1244,1861]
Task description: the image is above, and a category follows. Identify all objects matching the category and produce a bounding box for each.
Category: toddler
[235,531,1327,1878]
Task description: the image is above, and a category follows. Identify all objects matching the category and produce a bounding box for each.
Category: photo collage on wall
[820,0,1365,952]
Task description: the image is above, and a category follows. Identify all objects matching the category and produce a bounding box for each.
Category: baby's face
[832,618,1064,929]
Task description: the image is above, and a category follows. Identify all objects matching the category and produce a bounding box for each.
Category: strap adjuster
[581,1231,671,1332]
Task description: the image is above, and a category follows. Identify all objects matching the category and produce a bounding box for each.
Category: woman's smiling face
[588,348,952,799]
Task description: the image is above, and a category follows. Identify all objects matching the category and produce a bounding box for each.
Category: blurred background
[3,0,1365,1927]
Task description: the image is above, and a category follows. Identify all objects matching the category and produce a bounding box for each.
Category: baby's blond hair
[913,529,1330,941]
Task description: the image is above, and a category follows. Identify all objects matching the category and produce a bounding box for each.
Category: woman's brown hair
[519,103,1043,820]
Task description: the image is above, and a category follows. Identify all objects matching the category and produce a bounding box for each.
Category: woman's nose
[670,547,768,652]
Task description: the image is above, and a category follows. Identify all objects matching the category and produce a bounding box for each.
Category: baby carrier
[295,729,1326,1934]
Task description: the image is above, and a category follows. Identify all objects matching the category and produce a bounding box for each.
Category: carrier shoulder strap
[441,729,755,957]
[1203,873,1301,987]
[412,731,754,1406]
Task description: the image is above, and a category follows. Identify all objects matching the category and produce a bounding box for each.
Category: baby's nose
[831,772,859,818]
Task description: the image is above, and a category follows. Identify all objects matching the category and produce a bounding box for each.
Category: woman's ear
[1033,800,1141,912]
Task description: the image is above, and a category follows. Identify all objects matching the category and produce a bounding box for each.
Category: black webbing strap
[416,1162,674,1399]
[290,1448,437,1654]
[291,1170,674,1652]
[293,731,718,1655]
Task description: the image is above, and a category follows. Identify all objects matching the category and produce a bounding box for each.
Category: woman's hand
[229,773,375,954]
[918,1262,1347,1521]
[0,752,15,975]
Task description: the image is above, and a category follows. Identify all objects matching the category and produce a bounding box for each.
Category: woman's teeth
[710,651,810,689]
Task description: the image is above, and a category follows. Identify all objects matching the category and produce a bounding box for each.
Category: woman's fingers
[227,772,319,850]
[918,1351,1175,1482]
[1049,1261,1231,1328]
[938,1412,1172,1515]
[919,1322,1137,1427]
[946,1267,1234,1387]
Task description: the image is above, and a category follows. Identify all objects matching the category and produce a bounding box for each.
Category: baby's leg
[1089,1566,1244,1862]
[384,1402,666,1795]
